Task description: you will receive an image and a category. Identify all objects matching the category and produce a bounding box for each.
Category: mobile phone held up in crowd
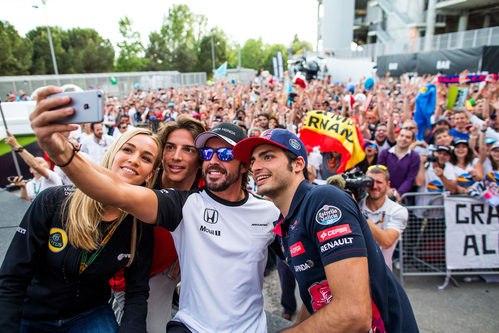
[7,176,16,182]
[49,90,105,124]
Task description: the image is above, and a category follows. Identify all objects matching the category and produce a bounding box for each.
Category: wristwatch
[14,146,24,153]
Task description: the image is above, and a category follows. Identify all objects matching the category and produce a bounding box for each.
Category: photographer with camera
[359,165,408,270]
[415,145,458,195]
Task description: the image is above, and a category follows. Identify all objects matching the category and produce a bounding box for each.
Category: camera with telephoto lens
[327,168,373,202]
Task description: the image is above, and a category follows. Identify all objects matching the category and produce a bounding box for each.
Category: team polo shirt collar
[272,180,311,236]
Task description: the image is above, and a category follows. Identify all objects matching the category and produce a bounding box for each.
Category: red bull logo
[308,280,332,312]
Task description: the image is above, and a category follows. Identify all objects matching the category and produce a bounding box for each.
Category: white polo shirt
[360,196,408,269]
[80,134,115,164]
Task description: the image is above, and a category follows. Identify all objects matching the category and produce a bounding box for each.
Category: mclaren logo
[204,208,219,224]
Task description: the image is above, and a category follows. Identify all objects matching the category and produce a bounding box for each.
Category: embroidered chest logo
[315,205,342,225]
[203,208,219,224]
[48,228,68,253]
[289,241,305,257]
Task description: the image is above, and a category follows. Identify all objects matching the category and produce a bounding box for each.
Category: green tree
[262,44,287,75]
[241,38,265,70]
[115,16,146,72]
[157,4,207,71]
[289,34,313,56]
[144,31,170,71]
[196,28,227,75]
[26,26,66,75]
[66,28,114,73]
[0,21,32,76]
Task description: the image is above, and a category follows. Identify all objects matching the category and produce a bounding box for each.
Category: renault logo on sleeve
[204,208,219,224]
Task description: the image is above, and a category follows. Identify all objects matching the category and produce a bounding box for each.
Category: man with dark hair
[80,122,115,163]
[257,113,270,130]
[233,128,418,333]
[377,128,420,201]
[373,122,395,150]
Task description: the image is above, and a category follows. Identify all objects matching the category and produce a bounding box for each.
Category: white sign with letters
[445,196,499,270]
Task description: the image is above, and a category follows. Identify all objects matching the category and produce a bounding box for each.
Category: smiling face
[453,143,469,158]
[162,129,200,190]
[374,125,387,142]
[396,129,414,149]
[251,144,297,199]
[110,134,158,186]
[201,137,246,192]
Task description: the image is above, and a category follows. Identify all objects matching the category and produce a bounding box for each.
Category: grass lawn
[0,135,37,156]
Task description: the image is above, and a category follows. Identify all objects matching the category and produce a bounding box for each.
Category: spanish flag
[299,111,365,173]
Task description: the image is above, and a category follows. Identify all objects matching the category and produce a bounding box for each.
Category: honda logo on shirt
[204,208,219,224]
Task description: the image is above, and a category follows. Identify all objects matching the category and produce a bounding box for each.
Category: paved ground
[1,189,498,332]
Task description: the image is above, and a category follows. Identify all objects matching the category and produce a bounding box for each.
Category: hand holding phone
[48,90,105,124]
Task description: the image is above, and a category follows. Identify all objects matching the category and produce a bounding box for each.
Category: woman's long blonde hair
[63,128,162,266]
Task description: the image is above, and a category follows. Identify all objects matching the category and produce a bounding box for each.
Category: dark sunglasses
[365,143,377,149]
[200,148,234,161]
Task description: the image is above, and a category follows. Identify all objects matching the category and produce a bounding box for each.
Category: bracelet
[55,141,80,168]
[469,135,478,139]
[14,146,24,153]
[481,129,487,132]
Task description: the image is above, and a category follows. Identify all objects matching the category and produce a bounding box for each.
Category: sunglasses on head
[368,164,387,171]
[200,148,234,161]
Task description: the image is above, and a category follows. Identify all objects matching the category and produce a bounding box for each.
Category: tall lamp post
[33,1,59,76]
[210,29,216,75]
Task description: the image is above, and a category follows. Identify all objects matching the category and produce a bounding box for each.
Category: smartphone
[49,90,105,124]
[7,176,16,182]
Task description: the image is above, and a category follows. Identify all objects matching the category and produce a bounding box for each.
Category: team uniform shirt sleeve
[306,187,368,267]
[0,187,60,332]
[153,188,192,231]
[119,223,154,333]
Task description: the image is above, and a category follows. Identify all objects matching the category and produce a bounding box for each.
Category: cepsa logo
[289,241,305,257]
[317,224,352,243]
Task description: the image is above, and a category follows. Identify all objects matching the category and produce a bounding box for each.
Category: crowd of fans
[41,70,495,201]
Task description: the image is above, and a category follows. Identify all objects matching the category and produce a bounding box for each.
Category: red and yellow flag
[299,111,365,173]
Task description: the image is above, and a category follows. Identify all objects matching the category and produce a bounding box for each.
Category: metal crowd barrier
[396,192,499,289]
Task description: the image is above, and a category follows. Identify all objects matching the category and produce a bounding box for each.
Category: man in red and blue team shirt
[234,129,418,333]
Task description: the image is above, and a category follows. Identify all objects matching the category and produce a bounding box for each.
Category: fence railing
[396,192,499,289]
[0,71,207,101]
[312,26,499,60]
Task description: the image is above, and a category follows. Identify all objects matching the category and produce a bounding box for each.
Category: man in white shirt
[80,122,115,164]
[360,166,408,270]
